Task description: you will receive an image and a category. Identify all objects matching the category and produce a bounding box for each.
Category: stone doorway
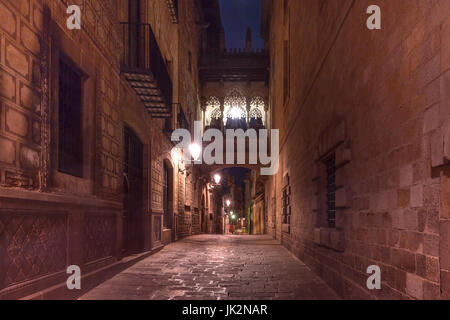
[123,126,144,254]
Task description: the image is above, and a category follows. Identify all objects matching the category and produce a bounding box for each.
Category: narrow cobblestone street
[80,235,339,300]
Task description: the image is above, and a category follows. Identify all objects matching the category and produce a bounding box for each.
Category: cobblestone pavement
[80,235,339,300]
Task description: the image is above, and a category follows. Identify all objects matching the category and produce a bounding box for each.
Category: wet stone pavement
[80,235,339,300]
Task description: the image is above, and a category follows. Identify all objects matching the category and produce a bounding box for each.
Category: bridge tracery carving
[223,90,247,123]
[205,96,222,126]
[249,96,266,126]
[204,92,266,129]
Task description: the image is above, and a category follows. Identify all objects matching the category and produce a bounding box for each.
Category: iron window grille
[282,174,291,228]
[163,162,170,228]
[323,153,336,228]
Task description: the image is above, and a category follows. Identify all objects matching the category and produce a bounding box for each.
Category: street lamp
[213,173,221,184]
[189,143,201,161]
[226,199,231,207]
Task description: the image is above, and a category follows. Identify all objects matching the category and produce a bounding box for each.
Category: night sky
[218,0,264,49]
[222,167,251,188]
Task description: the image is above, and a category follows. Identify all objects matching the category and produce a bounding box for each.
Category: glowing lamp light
[230,106,241,119]
[214,174,221,184]
[226,199,231,207]
[189,143,201,161]
[231,214,236,220]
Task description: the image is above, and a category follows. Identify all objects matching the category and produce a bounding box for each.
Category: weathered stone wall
[0,0,203,299]
[266,0,450,299]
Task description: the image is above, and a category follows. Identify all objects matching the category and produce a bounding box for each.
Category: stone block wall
[266,0,450,299]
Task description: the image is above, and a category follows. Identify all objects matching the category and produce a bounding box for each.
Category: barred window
[163,162,170,228]
[323,153,336,228]
[58,57,83,177]
[282,173,291,232]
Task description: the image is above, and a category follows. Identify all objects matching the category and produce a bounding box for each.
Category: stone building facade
[263,0,450,299]
[0,0,206,299]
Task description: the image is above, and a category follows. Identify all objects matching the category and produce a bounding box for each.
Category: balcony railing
[120,22,173,118]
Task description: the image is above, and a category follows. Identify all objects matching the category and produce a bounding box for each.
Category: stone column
[246,97,251,125]
[200,96,206,130]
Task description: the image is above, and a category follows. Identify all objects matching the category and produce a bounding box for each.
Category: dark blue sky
[218,0,264,49]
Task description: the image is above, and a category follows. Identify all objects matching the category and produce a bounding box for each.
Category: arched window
[205,96,221,126]
[225,105,247,119]
[249,96,266,126]
[223,90,247,124]
[204,93,265,128]
[249,108,263,119]
[210,108,222,120]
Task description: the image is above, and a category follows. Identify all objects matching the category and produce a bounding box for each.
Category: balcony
[120,23,173,118]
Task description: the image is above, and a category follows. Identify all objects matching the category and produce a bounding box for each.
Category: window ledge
[0,187,121,209]
[313,227,345,252]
